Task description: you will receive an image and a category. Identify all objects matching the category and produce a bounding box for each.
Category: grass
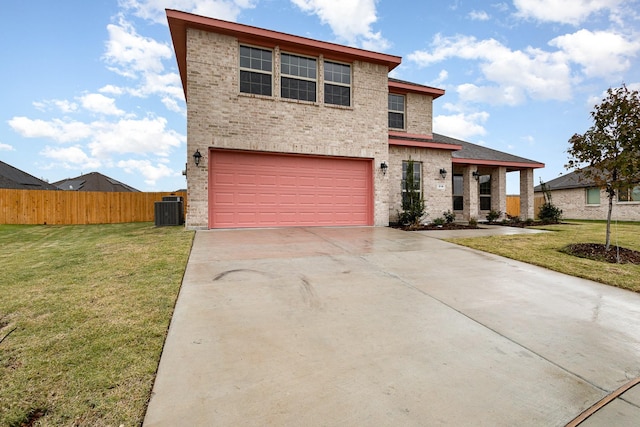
[445,220,640,292]
[0,223,194,426]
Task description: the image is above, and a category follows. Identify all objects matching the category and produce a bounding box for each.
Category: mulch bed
[391,223,479,231]
[562,243,640,264]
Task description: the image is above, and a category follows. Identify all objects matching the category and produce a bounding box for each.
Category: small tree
[566,84,640,249]
[398,158,425,225]
[537,179,563,223]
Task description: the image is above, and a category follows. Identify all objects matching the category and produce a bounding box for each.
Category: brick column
[492,166,507,220]
[520,168,535,220]
[464,166,479,221]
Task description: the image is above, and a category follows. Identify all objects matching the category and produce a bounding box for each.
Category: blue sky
[1,0,639,192]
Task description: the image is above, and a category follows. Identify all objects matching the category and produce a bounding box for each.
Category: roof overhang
[453,158,545,170]
[389,131,462,150]
[388,80,445,99]
[167,9,403,100]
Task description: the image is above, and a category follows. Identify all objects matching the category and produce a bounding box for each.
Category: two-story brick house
[167,9,544,229]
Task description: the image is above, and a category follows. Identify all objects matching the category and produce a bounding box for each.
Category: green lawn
[0,223,194,426]
[446,220,640,292]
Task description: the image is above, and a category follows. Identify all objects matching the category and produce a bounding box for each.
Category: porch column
[492,167,507,219]
[519,168,535,220]
[464,166,479,221]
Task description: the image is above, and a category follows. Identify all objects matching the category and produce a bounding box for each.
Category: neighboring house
[0,160,58,190]
[534,169,640,221]
[53,172,140,192]
[167,9,544,229]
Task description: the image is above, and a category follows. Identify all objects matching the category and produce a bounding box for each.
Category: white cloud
[469,10,490,21]
[434,107,489,140]
[104,18,173,77]
[88,116,184,158]
[79,93,126,116]
[408,34,573,104]
[119,0,255,24]
[0,142,15,151]
[513,0,624,25]
[118,159,177,186]
[33,99,78,113]
[550,29,640,79]
[99,84,125,95]
[9,116,184,159]
[9,117,93,142]
[457,83,526,106]
[427,69,449,87]
[290,0,390,51]
[40,145,102,170]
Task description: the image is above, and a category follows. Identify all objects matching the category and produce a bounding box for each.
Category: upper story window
[281,53,317,102]
[388,94,405,129]
[240,45,272,96]
[586,187,600,205]
[617,184,640,202]
[324,61,351,106]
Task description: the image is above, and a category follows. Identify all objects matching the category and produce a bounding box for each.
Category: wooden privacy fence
[0,189,187,225]
[506,195,546,219]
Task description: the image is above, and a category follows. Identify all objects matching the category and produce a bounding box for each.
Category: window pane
[389,112,404,129]
[240,70,271,96]
[324,61,350,84]
[389,94,404,112]
[453,175,463,196]
[480,197,491,210]
[479,175,491,195]
[324,84,350,106]
[632,185,640,201]
[586,188,600,204]
[453,196,463,211]
[281,77,316,102]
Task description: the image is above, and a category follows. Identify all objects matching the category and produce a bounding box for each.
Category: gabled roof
[167,9,403,100]
[534,168,595,191]
[52,172,140,192]
[433,133,545,171]
[388,78,445,99]
[0,160,58,190]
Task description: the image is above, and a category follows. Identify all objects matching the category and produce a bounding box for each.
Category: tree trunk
[606,192,613,251]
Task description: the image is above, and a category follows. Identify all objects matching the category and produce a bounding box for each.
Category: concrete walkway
[144,227,640,426]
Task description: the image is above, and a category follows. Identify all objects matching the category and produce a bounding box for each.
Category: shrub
[432,217,445,226]
[538,203,563,223]
[443,210,456,224]
[486,209,502,223]
[468,217,478,227]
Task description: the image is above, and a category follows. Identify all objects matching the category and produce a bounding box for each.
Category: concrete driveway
[144,227,640,426]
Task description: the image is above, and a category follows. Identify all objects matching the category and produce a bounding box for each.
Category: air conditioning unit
[162,196,183,202]
[154,201,184,226]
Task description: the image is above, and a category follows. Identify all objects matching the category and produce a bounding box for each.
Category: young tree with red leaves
[566,84,640,250]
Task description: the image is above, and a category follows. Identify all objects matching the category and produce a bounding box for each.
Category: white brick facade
[537,188,640,221]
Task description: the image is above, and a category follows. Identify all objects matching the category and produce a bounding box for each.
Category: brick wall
[537,188,640,221]
[185,28,391,228]
[388,146,452,223]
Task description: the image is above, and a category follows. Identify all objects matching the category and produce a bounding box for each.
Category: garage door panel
[209,150,373,228]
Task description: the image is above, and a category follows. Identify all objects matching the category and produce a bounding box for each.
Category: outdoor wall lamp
[472,171,480,181]
[192,149,202,167]
[380,162,388,175]
[439,168,447,179]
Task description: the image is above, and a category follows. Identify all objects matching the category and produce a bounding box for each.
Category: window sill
[324,103,353,111]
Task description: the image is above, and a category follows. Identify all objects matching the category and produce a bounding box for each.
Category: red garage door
[209,150,373,228]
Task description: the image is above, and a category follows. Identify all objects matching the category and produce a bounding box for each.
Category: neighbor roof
[533,168,595,191]
[434,133,545,171]
[167,9,403,100]
[0,160,58,190]
[53,172,140,192]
